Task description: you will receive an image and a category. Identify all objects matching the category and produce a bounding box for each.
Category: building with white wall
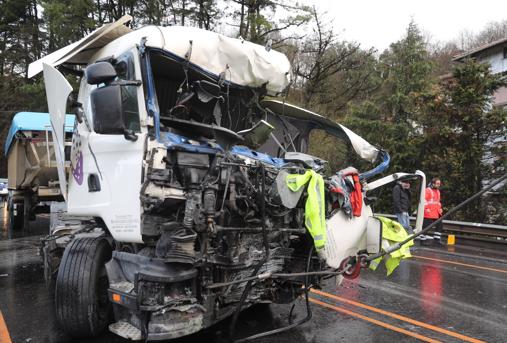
[453,38,507,223]
[453,37,507,108]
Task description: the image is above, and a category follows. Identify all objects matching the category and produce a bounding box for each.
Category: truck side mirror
[85,62,117,85]
[90,84,125,134]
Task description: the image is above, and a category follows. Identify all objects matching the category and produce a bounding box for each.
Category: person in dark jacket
[392,181,413,234]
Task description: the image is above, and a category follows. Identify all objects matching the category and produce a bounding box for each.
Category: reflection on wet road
[1,210,506,343]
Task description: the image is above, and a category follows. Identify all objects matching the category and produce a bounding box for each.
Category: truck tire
[23,194,30,231]
[55,237,112,337]
[7,200,23,230]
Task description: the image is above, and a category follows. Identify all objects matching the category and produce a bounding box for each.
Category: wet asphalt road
[1,205,507,343]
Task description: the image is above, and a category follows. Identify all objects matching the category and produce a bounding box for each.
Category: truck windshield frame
[114,51,141,133]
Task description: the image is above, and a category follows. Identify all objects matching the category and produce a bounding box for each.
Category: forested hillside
[0,0,505,222]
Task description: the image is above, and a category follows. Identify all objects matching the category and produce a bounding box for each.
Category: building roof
[453,37,507,61]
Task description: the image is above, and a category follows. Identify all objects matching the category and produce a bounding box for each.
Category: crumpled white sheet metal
[338,124,379,163]
[42,63,73,200]
[28,15,133,78]
[261,100,380,163]
[149,26,291,95]
[28,16,291,95]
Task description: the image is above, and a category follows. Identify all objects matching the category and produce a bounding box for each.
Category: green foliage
[292,8,378,112]
[418,60,506,221]
[230,0,311,44]
[0,4,504,223]
[325,21,435,212]
[41,0,97,50]
[379,20,433,123]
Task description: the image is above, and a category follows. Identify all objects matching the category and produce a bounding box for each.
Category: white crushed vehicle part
[29,17,290,95]
[109,321,142,341]
[28,15,133,78]
[42,63,73,200]
[261,100,380,162]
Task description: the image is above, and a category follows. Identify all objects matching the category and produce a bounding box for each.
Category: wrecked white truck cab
[32,16,426,341]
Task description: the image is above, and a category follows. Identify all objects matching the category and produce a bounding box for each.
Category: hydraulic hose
[207,265,352,289]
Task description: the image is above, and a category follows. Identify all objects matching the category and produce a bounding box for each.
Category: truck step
[109,321,142,341]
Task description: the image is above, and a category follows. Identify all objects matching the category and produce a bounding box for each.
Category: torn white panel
[102,26,291,95]
[324,202,372,269]
[29,17,290,95]
[42,63,73,200]
[261,100,379,162]
[153,26,291,94]
[338,124,378,163]
[28,15,132,78]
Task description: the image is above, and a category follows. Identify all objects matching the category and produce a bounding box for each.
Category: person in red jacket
[423,177,443,243]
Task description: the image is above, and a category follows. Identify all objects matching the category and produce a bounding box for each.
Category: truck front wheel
[55,236,112,337]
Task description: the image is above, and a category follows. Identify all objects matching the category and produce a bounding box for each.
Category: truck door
[67,50,146,243]
[42,64,73,200]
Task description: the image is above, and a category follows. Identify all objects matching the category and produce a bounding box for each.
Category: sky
[313,0,507,51]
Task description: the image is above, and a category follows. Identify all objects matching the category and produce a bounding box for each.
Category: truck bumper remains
[105,251,204,340]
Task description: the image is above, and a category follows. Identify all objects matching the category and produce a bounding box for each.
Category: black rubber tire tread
[55,236,112,337]
[7,201,23,230]
[23,197,30,231]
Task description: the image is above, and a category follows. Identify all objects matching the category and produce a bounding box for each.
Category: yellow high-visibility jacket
[370,216,414,275]
[286,170,326,250]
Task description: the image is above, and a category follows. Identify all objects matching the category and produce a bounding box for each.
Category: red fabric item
[350,174,362,217]
[329,186,344,210]
[424,187,442,219]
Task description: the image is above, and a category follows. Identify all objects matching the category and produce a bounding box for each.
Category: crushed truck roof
[28,15,291,95]
[262,100,380,163]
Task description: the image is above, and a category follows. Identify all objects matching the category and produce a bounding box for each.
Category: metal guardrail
[377,213,507,244]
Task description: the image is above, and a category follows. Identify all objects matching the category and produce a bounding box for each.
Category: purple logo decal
[71,130,83,185]
[72,151,84,185]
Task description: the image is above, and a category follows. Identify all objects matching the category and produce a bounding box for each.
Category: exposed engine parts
[35,20,426,342]
[99,141,325,340]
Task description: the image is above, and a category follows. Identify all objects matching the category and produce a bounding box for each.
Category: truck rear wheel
[55,237,112,337]
[7,200,23,230]
[23,194,31,231]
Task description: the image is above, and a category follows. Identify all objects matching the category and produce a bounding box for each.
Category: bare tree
[455,20,507,51]
[292,7,377,113]
[228,0,311,44]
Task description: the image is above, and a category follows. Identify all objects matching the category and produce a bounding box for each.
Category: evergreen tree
[380,20,433,123]
[41,0,97,51]
[420,60,506,221]
[229,0,310,44]
[345,21,434,171]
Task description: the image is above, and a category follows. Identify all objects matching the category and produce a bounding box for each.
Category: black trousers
[423,218,443,239]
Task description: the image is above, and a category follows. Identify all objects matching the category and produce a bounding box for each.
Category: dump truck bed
[5,112,74,191]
